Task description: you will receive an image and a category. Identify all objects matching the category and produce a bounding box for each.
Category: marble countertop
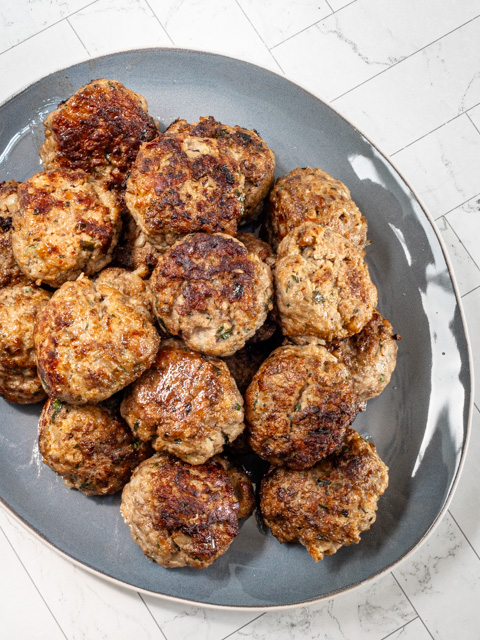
[1,1,479,638]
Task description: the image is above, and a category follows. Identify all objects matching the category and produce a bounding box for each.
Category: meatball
[166,116,275,222]
[235,231,276,268]
[0,282,51,404]
[95,266,153,322]
[40,78,159,187]
[150,233,273,357]
[112,208,162,274]
[245,344,360,469]
[259,428,389,561]
[120,339,245,464]
[12,168,121,288]
[265,167,367,251]
[223,341,272,395]
[325,310,399,404]
[125,131,246,249]
[34,276,160,404]
[120,452,253,568]
[0,180,25,289]
[38,397,152,495]
[275,222,377,341]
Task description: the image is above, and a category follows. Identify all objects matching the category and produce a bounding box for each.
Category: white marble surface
[0,1,479,638]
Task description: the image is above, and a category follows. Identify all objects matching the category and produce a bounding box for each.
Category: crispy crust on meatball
[95,266,153,322]
[38,397,152,495]
[265,167,367,251]
[40,78,159,187]
[275,222,377,341]
[325,310,399,403]
[166,116,275,223]
[125,132,245,248]
[120,339,245,464]
[12,168,121,287]
[260,428,389,561]
[150,233,273,356]
[120,453,252,568]
[0,282,51,403]
[246,344,360,469]
[34,277,160,404]
[0,180,25,289]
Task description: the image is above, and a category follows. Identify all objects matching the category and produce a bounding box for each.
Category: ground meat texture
[235,232,276,268]
[0,180,24,288]
[166,117,275,223]
[34,277,160,404]
[259,428,389,561]
[120,339,245,464]
[265,167,367,251]
[150,233,274,357]
[275,222,377,342]
[0,282,51,403]
[325,310,399,404]
[112,207,162,274]
[38,397,152,495]
[120,453,251,568]
[95,266,154,322]
[245,344,360,469]
[40,78,159,188]
[124,131,246,249]
[12,168,121,288]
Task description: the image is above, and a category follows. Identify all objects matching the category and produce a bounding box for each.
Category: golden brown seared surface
[120,453,252,568]
[95,266,154,322]
[34,277,160,404]
[125,131,245,248]
[260,428,389,561]
[275,222,377,342]
[120,339,245,464]
[40,78,159,187]
[326,310,399,403]
[0,180,25,289]
[0,282,51,403]
[38,397,152,495]
[265,167,367,251]
[150,233,273,356]
[112,208,162,273]
[219,456,256,520]
[166,116,275,222]
[235,232,276,268]
[12,168,121,288]
[245,344,360,469]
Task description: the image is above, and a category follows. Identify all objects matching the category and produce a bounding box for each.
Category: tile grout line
[220,612,267,640]
[0,517,69,640]
[440,215,480,275]
[329,13,480,104]
[0,0,100,57]
[137,593,169,640]
[379,616,420,640]
[390,572,435,640]
[66,17,92,58]
[144,0,175,47]
[448,510,480,562]
[442,189,480,218]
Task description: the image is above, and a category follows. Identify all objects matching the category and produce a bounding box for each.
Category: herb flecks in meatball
[260,428,389,561]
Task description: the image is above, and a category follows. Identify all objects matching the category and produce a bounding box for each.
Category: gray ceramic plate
[0,49,472,609]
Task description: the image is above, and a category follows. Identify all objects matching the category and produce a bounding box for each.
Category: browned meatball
[222,341,272,395]
[120,339,244,464]
[34,276,160,404]
[150,233,273,356]
[166,116,275,222]
[95,266,153,322]
[0,180,25,289]
[325,310,399,404]
[120,452,253,568]
[245,344,360,469]
[112,208,162,274]
[40,78,159,188]
[275,222,377,341]
[265,167,367,251]
[0,282,51,404]
[12,168,121,288]
[38,397,152,495]
[235,231,276,268]
[125,131,246,249]
[260,428,389,561]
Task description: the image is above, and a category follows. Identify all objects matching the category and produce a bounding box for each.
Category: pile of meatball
[0,78,398,569]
